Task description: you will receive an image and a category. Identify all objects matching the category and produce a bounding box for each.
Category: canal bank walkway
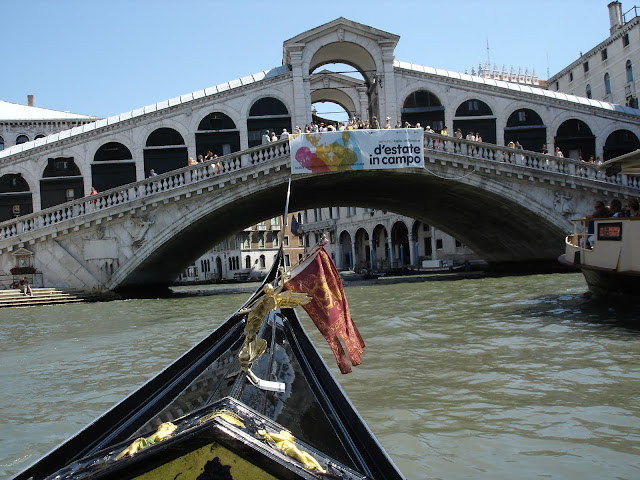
[0,288,105,308]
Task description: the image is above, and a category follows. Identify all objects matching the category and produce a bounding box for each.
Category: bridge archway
[247,97,291,147]
[196,112,241,157]
[40,157,84,209]
[67,161,577,292]
[554,119,595,160]
[505,108,546,151]
[143,127,188,175]
[0,174,32,221]
[401,90,445,131]
[603,129,640,161]
[92,142,136,192]
[454,98,496,144]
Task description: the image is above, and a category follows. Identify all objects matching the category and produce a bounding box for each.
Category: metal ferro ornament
[237,268,310,372]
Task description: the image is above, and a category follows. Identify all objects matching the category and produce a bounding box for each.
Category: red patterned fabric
[284,247,365,373]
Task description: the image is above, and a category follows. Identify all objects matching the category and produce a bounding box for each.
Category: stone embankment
[0,288,103,308]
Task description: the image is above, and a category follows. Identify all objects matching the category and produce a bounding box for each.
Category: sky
[1,0,622,119]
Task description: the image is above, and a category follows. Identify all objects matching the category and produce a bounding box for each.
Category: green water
[1,273,639,479]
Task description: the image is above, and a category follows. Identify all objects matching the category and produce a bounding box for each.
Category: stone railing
[422,132,640,189]
[0,140,290,242]
[0,131,637,244]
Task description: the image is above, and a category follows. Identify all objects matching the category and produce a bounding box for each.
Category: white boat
[558,150,640,296]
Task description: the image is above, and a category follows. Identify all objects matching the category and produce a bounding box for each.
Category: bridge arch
[91,141,136,192]
[246,96,292,147]
[143,126,189,175]
[453,97,497,144]
[554,118,596,160]
[603,128,640,160]
[504,107,547,151]
[306,41,378,87]
[40,157,84,209]
[195,110,241,157]
[400,88,445,131]
[310,88,358,120]
[0,173,33,221]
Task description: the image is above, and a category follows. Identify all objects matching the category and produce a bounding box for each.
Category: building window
[283,235,289,247]
[627,60,634,83]
[273,235,279,247]
[623,33,630,47]
[0,136,4,150]
[455,240,462,248]
[518,110,527,122]
[605,72,612,94]
[285,254,291,267]
[245,255,251,269]
[583,61,589,73]
[258,233,265,248]
[16,135,29,144]
[298,235,305,246]
[569,71,573,82]
[586,84,592,98]
[555,81,560,91]
[602,48,608,61]
[259,255,266,269]
[436,239,443,249]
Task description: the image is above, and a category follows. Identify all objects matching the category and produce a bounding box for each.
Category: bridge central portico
[0,134,636,292]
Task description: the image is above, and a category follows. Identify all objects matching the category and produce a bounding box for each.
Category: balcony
[257,225,267,231]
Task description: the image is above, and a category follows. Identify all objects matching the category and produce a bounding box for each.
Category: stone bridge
[0,133,637,293]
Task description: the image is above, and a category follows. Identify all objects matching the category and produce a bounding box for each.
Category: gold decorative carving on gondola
[114,422,177,460]
[237,268,310,372]
[257,429,327,474]
[198,409,246,428]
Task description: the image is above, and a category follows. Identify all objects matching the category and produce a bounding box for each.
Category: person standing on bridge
[149,169,157,177]
[262,130,271,144]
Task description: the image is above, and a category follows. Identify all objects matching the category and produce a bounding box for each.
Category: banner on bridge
[289,129,424,174]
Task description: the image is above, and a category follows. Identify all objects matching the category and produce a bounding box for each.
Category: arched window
[605,72,612,94]
[245,255,251,269]
[259,255,266,269]
[16,135,29,145]
[34,134,46,140]
[626,60,634,83]
[586,84,592,99]
[0,136,4,150]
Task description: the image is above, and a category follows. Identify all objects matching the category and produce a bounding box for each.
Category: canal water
[1,273,639,479]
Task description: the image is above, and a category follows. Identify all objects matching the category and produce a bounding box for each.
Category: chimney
[609,1,623,35]
[27,95,34,107]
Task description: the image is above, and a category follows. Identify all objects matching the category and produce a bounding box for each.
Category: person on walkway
[149,169,157,177]
[626,198,640,217]
[18,277,33,297]
[262,130,271,144]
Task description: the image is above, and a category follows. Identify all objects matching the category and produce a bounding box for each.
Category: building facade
[548,2,640,159]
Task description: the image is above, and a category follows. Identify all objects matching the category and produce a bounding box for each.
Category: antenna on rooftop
[486,38,491,66]
[546,52,550,79]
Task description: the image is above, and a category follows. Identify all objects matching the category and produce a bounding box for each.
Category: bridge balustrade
[0,132,636,244]
[422,132,640,188]
[0,140,290,242]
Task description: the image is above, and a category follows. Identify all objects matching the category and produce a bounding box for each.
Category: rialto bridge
[1,17,640,292]
[0,135,638,293]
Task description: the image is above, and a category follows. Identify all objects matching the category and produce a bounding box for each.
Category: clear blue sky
[2,0,618,118]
